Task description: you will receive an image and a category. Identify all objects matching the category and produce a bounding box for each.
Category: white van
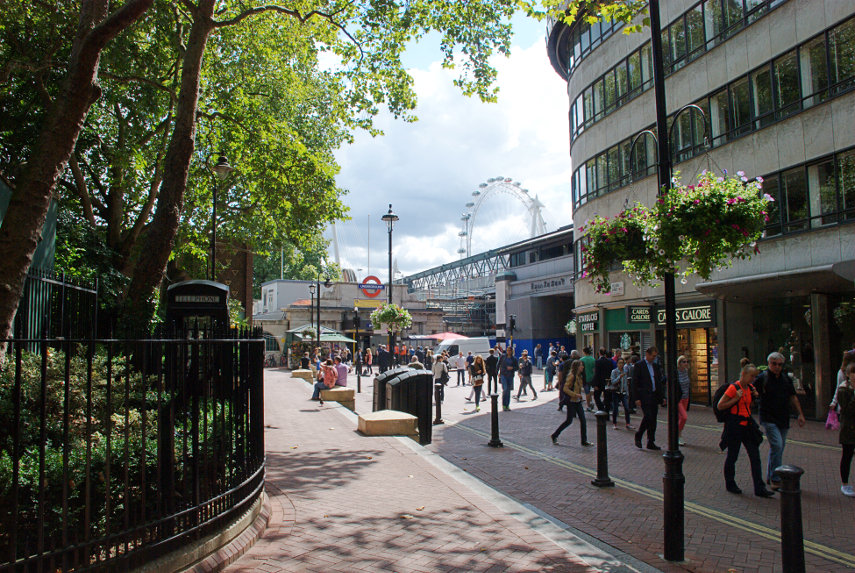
[434,337,493,359]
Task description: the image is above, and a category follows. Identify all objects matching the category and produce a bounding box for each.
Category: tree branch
[101,71,177,101]
[212,4,363,61]
[196,110,251,133]
[84,0,156,52]
[68,152,97,226]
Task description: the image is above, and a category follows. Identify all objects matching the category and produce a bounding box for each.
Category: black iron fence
[14,269,98,344]
[0,327,265,572]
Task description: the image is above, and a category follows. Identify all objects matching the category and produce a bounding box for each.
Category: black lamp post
[210,156,234,281]
[353,306,361,393]
[314,273,332,351]
[381,204,399,351]
[308,283,316,342]
[649,1,684,562]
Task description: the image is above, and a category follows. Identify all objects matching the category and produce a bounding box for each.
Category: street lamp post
[314,273,332,352]
[649,1,684,562]
[353,307,361,393]
[210,156,234,281]
[308,283,316,350]
[381,204,399,351]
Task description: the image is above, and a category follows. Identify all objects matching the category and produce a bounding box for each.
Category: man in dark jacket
[631,346,666,450]
[593,347,614,411]
[497,346,519,411]
[377,345,392,373]
[485,348,499,394]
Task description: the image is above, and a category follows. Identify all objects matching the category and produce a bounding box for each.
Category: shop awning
[696,262,855,300]
[320,333,356,343]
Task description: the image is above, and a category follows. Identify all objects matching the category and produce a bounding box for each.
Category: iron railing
[14,269,98,345]
[0,327,265,572]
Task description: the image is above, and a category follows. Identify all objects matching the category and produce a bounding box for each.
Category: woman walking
[470,355,486,412]
[551,360,593,447]
[837,363,855,496]
[677,355,691,445]
[432,354,449,403]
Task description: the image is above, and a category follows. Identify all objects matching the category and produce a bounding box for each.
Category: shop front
[577,310,600,350]
[604,306,654,358]
[654,301,719,406]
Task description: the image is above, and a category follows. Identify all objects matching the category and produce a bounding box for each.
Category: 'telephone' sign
[655,301,717,328]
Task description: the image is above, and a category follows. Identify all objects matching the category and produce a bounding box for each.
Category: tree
[0,0,154,358]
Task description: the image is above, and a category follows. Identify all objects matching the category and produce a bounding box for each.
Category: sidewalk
[224,369,651,572]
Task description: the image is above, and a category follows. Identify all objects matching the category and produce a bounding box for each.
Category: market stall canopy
[287,324,337,336]
[428,332,468,341]
[320,333,357,343]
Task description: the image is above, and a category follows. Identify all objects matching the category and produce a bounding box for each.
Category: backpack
[713,382,754,423]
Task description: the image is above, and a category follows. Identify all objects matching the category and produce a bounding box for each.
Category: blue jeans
[311,381,326,400]
[763,422,788,484]
[500,375,514,408]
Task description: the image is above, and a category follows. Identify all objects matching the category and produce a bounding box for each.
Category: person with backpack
[717,363,775,497]
[551,360,593,447]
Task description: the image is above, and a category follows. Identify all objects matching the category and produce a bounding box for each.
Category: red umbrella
[428,332,468,341]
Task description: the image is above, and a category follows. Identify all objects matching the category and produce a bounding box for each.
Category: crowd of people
[297,340,855,499]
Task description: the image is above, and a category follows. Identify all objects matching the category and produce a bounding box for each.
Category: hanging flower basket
[654,170,772,282]
[581,170,772,293]
[580,205,652,293]
[370,303,412,333]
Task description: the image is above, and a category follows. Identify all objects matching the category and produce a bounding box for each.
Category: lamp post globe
[209,155,234,281]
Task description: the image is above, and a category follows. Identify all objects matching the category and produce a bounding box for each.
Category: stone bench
[357,410,418,437]
[291,369,314,382]
[320,386,356,411]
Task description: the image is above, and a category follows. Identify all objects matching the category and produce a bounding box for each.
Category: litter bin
[373,366,408,412]
[384,369,433,445]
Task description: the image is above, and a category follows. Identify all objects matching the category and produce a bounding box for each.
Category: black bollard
[591,410,615,487]
[433,383,444,425]
[488,392,503,447]
[774,465,805,573]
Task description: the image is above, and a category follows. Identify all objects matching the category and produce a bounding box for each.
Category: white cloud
[331,20,572,281]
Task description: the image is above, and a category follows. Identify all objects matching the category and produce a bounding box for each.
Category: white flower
[737,171,745,177]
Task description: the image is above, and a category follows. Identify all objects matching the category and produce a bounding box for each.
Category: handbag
[748,417,764,446]
[826,408,840,431]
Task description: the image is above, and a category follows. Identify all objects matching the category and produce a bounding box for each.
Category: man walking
[516,350,537,401]
[631,346,665,450]
[485,348,499,394]
[580,347,596,412]
[593,347,613,411]
[534,344,543,370]
[497,346,519,411]
[755,351,806,490]
[454,352,467,386]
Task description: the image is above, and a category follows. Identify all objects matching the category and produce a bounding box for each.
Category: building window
[809,159,837,227]
[839,150,855,220]
[829,18,855,95]
[773,49,801,118]
[781,167,809,233]
[730,76,752,136]
[751,64,774,128]
[801,35,828,107]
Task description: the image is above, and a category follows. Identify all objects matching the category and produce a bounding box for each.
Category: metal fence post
[433,382,444,425]
[592,410,615,487]
[488,391,503,448]
[774,465,805,573]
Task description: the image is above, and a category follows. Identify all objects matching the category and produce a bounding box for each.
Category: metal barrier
[0,328,265,572]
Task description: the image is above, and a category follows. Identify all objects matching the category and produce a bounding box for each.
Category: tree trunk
[119,0,216,333]
[0,0,153,360]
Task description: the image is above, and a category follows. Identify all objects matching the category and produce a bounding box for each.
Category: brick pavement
[223,369,649,573]
[346,368,854,573]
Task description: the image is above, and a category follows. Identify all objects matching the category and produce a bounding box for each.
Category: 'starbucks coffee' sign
[655,301,716,328]
[578,311,599,333]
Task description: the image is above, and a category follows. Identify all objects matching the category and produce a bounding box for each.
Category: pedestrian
[300,351,310,370]
[829,350,855,415]
[333,356,348,387]
[593,347,613,411]
[580,346,595,412]
[470,355,487,412]
[424,348,434,369]
[377,345,391,373]
[631,346,665,451]
[544,350,558,391]
[311,359,336,403]
[466,351,475,383]
[485,348,499,394]
[432,354,449,403]
[677,355,691,445]
[551,360,594,447]
[717,363,775,497]
[609,358,632,429]
[534,343,543,369]
[754,351,806,490]
[516,350,537,401]
[497,346,519,411]
[836,363,855,496]
[450,352,463,386]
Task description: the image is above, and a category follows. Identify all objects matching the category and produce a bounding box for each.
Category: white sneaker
[842,485,855,497]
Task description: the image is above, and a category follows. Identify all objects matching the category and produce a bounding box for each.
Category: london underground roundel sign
[360,275,385,298]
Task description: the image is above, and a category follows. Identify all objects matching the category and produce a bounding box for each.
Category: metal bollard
[591,410,614,487]
[488,392,503,447]
[433,383,444,425]
[774,465,805,573]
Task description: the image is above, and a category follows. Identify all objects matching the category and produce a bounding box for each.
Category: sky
[329,15,572,283]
